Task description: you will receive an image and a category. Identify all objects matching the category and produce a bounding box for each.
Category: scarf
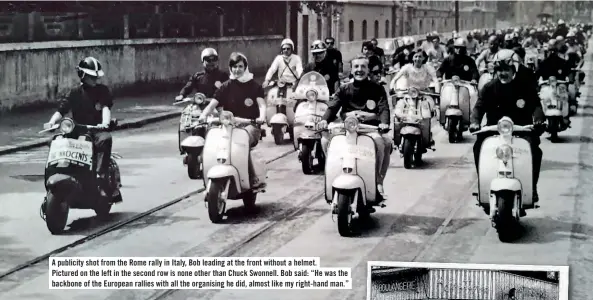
[228,53,254,83]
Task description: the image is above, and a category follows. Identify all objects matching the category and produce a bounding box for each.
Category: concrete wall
[0,35,282,111]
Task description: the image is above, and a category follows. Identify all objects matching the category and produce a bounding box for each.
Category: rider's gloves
[469,123,481,133]
[96,123,109,130]
[378,123,390,132]
[470,79,478,85]
[175,95,183,101]
[318,120,328,130]
[43,122,54,130]
[533,120,546,135]
[256,116,266,124]
[262,81,269,88]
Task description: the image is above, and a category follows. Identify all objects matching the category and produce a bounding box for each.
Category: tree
[298,1,340,16]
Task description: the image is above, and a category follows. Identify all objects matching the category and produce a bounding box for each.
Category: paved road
[1,61,592,300]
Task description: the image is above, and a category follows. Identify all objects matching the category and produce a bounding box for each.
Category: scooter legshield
[324,133,376,204]
[478,136,533,207]
[202,126,251,193]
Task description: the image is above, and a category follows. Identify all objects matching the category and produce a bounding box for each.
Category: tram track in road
[0,148,297,283]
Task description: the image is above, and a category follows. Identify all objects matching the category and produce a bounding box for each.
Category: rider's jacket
[213,79,264,120]
[58,84,114,126]
[471,78,544,127]
[178,69,229,98]
[303,56,340,94]
[516,64,539,92]
[326,47,343,69]
[437,54,480,81]
[391,49,413,68]
[535,54,572,81]
[552,27,569,39]
[477,48,497,66]
[264,54,303,85]
[323,79,390,126]
[421,42,447,61]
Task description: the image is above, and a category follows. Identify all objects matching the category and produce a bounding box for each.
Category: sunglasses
[282,47,291,51]
[204,57,218,63]
[325,41,334,45]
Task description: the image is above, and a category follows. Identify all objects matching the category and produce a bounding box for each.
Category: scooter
[39,118,123,234]
[202,111,267,223]
[292,71,330,174]
[393,88,437,169]
[478,62,495,91]
[539,76,570,142]
[440,76,476,143]
[266,80,296,144]
[472,117,536,242]
[325,115,388,237]
[173,93,215,180]
[568,67,583,116]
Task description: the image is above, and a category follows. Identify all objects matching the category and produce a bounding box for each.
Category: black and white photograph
[368,262,568,300]
[0,0,592,299]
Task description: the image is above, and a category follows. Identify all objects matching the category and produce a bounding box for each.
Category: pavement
[0,56,592,299]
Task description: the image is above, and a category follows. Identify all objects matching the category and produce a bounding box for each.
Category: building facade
[295,0,497,63]
[370,267,559,300]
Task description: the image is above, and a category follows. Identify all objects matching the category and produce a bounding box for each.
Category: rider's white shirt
[264,54,303,84]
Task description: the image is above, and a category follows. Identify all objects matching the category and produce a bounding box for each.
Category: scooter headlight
[452,75,461,85]
[496,144,513,162]
[497,119,513,136]
[344,116,359,133]
[194,93,206,104]
[59,119,74,134]
[549,76,557,87]
[408,87,419,98]
[306,89,318,101]
[220,111,234,125]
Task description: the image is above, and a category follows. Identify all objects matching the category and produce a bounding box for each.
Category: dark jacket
[535,54,572,81]
[58,84,114,126]
[471,78,544,126]
[178,69,229,98]
[323,79,390,126]
[437,54,480,82]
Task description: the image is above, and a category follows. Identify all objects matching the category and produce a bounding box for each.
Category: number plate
[47,138,93,167]
[342,145,374,160]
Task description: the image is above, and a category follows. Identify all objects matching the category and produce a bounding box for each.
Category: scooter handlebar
[172,97,194,105]
[471,124,535,135]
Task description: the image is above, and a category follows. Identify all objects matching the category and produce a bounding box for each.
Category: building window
[419,19,423,34]
[374,20,379,38]
[362,20,367,40]
[444,18,447,30]
[348,20,354,41]
[385,20,389,37]
[317,17,322,39]
[431,19,435,31]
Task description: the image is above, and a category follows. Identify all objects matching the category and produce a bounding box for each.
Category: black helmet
[77,57,104,78]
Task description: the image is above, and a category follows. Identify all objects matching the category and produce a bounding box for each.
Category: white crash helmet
[200,48,218,62]
[310,40,327,53]
[493,49,520,73]
[405,36,415,46]
[453,38,467,47]
[567,31,576,38]
[281,38,294,50]
[504,33,513,41]
[77,56,104,78]
[558,19,565,25]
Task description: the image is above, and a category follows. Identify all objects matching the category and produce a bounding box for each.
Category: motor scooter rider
[198,52,267,187]
[370,38,385,59]
[503,33,515,49]
[475,35,500,69]
[303,40,340,95]
[535,39,573,82]
[44,57,114,197]
[391,37,415,69]
[324,37,344,73]
[437,38,479,84]
[553,20,569,39]
[362,41,386,84]
[522,30,540,49]
[175,48,228,101]
[466,33,480,57]
[263,38,303,88]
[469,54,545,204]
[317,55,392,200]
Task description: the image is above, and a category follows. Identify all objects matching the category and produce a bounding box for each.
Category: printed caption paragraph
[49,257,352,290]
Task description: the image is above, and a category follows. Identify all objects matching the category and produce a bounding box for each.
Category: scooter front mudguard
[46,174,81,201]
[490,178,522,192]
[181,136,205,149]
[400,125,422,136]
[544,109,563,117]
[332,174,367,205]
[445,108,463,117]
[206,165,241,198]
[270,113,289,126]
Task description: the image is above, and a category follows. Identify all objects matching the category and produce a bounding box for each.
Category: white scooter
[266,80,296,144]
[472,117,536,242]
[539,76,570,142]
[440,76,477,143]
[173,93,215,180]
[325,115,388,237]
[292,71,330,174]
[202,111,267,223]
[478,62,495,91]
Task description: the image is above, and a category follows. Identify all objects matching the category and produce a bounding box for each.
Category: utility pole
[454,0,459,32]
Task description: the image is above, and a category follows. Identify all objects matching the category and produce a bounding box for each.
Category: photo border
[366,261,569,300]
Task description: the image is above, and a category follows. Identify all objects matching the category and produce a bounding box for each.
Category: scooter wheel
[45,192,69,235]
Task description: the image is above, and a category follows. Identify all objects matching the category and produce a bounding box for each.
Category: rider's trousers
[473,133,542,190]
[244,125,262,185]
[92,132,112,177]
